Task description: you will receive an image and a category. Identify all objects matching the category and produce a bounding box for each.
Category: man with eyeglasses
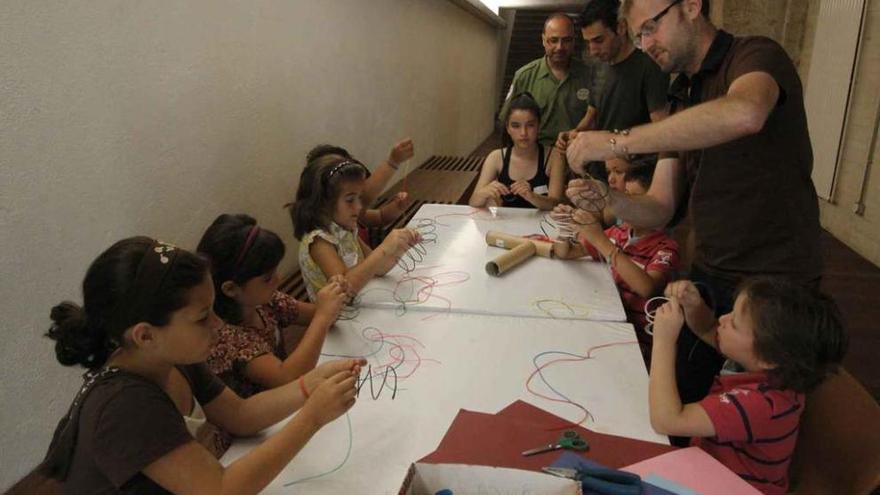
[564,0,821,417]
[499,13,598,148]
[555,0,669,153]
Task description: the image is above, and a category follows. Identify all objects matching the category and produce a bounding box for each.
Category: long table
[358,204,627,322]
[222,203,660,494]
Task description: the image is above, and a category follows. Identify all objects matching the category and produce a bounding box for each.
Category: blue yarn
[532,350,589,408]
[283,411,353,487]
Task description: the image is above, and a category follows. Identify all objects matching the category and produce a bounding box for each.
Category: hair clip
[153,242,176,264]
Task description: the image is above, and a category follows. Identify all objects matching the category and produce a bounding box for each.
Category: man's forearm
[620,95,765,155]
[607,190,674,230]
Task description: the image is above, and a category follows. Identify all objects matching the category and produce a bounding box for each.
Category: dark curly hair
[737,277,848,393]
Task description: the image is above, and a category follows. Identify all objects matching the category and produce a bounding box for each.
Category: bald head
[544,12,575,34]
[542,13,576,69]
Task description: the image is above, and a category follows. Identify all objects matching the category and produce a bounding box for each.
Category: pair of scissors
[521,430,589,456]
[542,466,643,495]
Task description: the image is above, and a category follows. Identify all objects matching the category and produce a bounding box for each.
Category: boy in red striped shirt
[650,277,848,494]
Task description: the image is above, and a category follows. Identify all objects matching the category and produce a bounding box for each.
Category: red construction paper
[420,402,676,471]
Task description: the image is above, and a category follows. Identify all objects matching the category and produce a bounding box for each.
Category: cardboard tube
[485,231,554,258]
[486,241,536,276]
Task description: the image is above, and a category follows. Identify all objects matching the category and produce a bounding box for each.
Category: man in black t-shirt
[556,0,669,154]
[564,0,822,409]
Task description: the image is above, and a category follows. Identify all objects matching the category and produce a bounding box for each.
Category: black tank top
[498,144,549,208]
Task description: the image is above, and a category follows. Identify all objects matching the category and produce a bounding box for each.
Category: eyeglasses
[631,0,683,50]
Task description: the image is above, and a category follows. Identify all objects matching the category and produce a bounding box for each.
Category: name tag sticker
[533,185,549,195]
[342,251,358,267]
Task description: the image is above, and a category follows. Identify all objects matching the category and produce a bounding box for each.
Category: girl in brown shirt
[38,237,363,494]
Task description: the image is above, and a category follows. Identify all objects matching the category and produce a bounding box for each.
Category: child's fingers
[491,181,510,195]
[334,374,357,395]
[552,204,572,214]
[664,281,687,299]
[511,181,530,194]
[571,209,595,224]
[567,178,588,189]
[325,369,355,386]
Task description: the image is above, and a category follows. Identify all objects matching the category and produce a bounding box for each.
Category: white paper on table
[358,204,627,322]
[222,309,665,494]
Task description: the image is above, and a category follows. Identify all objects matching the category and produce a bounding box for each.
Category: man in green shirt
[500,13,598,147]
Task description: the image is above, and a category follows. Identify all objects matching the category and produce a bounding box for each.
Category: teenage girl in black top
[470,93,566,210]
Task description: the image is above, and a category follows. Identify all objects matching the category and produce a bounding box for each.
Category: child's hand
[300,370,358,428]
[554,129,578,152]
[315,281,347,321]
[510,180,534,200]
[652,298,685,343]
[328,274,353,299]
[388,138,414,167]
[566,178,610,213]
[551,203,574,219]
[379,228,420,259]
[303,358,366,393]
[664,280,704,314]
[479,181,510,207]
[571,208,604,242]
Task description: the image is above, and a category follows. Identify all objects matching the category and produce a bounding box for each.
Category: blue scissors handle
[543,466,642,495]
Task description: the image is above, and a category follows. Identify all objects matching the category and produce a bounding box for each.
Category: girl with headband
[469,92,566,210]
[289,154,421,301]
[36,237,363,494]
[197,214,347,398]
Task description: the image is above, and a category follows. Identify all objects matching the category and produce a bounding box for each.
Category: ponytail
[46,302,113,369]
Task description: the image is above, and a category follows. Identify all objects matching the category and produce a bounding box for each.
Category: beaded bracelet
[608,128,630,158]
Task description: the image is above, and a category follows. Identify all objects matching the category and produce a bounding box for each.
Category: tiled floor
[469,132,880,399]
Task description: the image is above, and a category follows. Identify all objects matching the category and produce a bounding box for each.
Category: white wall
[0,0,500,485]
[813,0,880,266]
